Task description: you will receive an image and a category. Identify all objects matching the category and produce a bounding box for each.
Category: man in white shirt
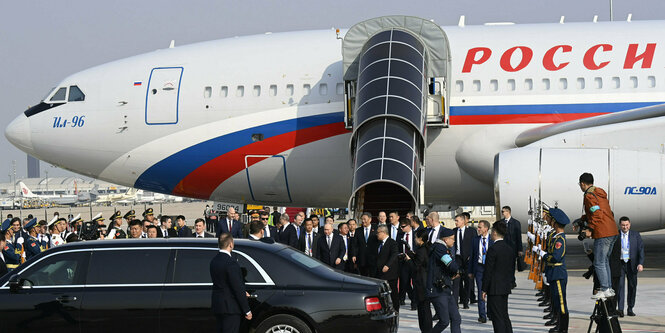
[338,222,353,272]
[378,211,388,225]
[469,220,494,323]
[194,218,214,238]
[389,211,401,240]
[248,220,265,241]
[617,216,645,317]
[427,211,444,244]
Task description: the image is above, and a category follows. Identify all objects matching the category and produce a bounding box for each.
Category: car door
[79,248,171,333]
[160,247,275,332]
[0,250,90,333]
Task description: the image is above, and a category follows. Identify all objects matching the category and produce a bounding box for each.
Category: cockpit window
[50,87,67,102]
[68,85,85,102]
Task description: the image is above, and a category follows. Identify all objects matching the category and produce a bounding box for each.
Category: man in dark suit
[276,214,298,248]
[193,218,215,238]
[375,225,400,311]
[501,206,524,286]
[426,212,447,244]
[482,221,515,333]
[398,218,417,309]
[352,212,378,277]
[617,216,645,317]
[314,223,345,269]
[259,211,278,241]
[216,207,243,238]
[210,233,252,332]
[298,218,318,256]
[405,228,432,333]
[468,220,494,323]
[337,222,354,272]
[453,213,477,309]
[175,215,193,238]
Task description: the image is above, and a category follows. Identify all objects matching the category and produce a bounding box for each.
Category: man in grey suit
[617,216,645,317]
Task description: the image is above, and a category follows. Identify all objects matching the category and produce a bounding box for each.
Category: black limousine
[0,238,397,333]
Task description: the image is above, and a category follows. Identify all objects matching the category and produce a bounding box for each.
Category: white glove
[537,244,542,251]
[17,237,24,245]
[532,245,539,253]
[526,231,535,242]
[539,249,547,258]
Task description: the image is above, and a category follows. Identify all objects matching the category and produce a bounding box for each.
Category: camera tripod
[587,297,622,333]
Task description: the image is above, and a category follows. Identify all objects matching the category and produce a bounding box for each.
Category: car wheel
[255,314,311,333]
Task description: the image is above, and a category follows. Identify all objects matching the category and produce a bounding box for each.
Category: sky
[1,0,664,181]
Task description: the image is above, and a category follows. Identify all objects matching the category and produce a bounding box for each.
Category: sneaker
[591,290,607,300]
[605,289,615,297]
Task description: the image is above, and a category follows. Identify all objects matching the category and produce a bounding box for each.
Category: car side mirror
[8,274,20,293]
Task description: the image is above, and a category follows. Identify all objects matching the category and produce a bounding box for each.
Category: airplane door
[145,67,183,125]
[245,155,292,203]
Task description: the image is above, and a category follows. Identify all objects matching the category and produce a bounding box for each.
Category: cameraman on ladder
[574,173,619,300]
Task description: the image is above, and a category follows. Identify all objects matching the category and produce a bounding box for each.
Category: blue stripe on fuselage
[134,112,345,194]
[450,101,663,115]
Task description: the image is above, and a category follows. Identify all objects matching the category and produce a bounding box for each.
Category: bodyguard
[426,228,461,333]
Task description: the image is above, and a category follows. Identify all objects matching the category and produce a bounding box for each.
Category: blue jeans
[593,235,617,290]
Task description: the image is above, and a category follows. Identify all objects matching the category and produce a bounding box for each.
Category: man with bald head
[217,207,242,238]
[427,211,448,244]
[313,223,345,269]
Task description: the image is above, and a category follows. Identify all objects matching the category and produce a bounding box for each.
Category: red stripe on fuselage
[450,113,608,125]
[172,122,349,199]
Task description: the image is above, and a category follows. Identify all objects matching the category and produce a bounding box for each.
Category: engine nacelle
[495,148,664,232]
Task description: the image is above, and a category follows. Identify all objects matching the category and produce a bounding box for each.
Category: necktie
[365,228,369,242]
[228,220,232,232]
[378,241,383,254]
[458,228,463,253]
[307,233,312,256]
[392,226,396,239]
[482,237,487,264]
[622,233,629,262]
[264,226,269,238]
[327,236,331,248]
[405,233,409,251]
[297,227,300,239]
[429,228,434,243]
[197,235,202,238]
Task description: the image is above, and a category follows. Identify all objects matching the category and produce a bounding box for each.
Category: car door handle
[56,296,77,303]
[248,294,259,299]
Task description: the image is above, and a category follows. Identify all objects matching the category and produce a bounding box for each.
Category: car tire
[255,314,312,333]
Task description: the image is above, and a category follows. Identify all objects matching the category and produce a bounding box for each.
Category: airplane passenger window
[507,79,515,91]
[577,78,585,89]
[50,87,67,102]
[648,76,656,88]
[220,86,228,97]
[559,78,568,90]
[524,79,533,91]
[455,80,463,93]
[336,83,344,95]
[472,80,480,92]
[612,77,620,89]
[236,86,244,97]
[319,83,328,95]
[542,78,550,90]
[286,84,294,96]
[303,84,311,95]
[269,85,277,96]
[490,80,498,92]
[68,86,85,102]
[253,85,261,97]
[630,76,638,88]
[204,86,212,98]
[594,77,603,89]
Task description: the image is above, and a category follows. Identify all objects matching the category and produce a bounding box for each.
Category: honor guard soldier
[124,210,136,234]
[48,217,67,247]
[24,218,43,261]
[535,208,570,333]
[1,219,20,270]
[143,208,155,222]
[37,219,49,251]
[107,211,127,239]
[66,214,81,239]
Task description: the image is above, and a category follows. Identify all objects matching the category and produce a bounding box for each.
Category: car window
[87,249,170,285]
[173,249,216,283]
[233,252,266,284]
[20,251,89,286]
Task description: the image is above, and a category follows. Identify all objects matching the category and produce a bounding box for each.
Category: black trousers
[487,294,512,333]
[416,299,432,333]
[550,279,568,331]
[455,256,472,305]
[215,313,241,333]
[399,263,414,303]
[388,279,400,311]
[618,261,638,311]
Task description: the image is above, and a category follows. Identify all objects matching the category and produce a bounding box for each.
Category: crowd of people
[0,172,647,333]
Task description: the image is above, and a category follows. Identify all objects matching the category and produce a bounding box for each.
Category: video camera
[79,221,100,241]
[573,218,593,241]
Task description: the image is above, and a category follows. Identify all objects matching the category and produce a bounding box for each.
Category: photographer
[426,228,461,333]
[403,228,432,333]
[575,173,619,299]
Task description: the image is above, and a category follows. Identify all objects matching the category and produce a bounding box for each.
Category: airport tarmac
[397,270,665,332]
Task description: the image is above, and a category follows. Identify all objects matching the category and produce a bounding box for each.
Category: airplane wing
[515,103,665,147]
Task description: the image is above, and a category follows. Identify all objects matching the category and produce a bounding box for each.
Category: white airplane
[6,16,665,232]
[18,181,79,206]
[95,187,139,205]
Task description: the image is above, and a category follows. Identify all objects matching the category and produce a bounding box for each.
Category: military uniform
[107,211,127,239]
[426,229,462,333]
[124,210,136,235]
[1,220,20,270]
[541,208,569,333]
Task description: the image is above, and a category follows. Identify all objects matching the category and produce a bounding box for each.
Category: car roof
[48,238,289,252]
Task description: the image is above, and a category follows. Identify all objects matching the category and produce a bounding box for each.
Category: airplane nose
[5,114,34,154]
